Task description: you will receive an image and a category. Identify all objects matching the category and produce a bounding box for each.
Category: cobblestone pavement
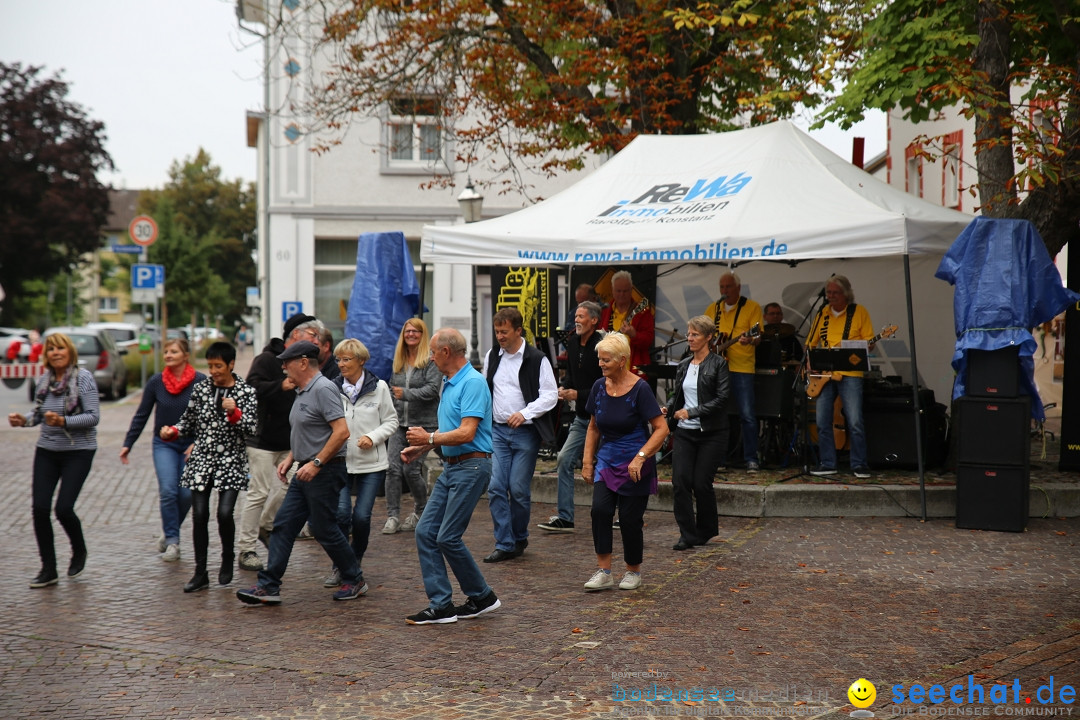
[1,388,1077,719]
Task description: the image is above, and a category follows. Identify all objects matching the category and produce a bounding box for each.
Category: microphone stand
[779,290,829,482]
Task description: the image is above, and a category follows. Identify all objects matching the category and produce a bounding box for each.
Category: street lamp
[457,180,484,367]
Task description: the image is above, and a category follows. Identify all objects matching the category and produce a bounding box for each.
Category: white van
[87,322,142,351]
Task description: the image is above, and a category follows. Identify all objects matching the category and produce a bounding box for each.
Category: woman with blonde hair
[581,332,668,591]
[9,332,101,588]
[382,318,441,534]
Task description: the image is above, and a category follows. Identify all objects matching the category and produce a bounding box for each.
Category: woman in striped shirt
[9,332,101,589]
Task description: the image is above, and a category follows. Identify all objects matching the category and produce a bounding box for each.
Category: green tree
[820,0,1079,256]
[0,63,113,326]
[285,0,858,189]
[137,149,256,326]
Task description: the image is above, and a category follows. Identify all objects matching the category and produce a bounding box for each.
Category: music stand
[808,348,870,373]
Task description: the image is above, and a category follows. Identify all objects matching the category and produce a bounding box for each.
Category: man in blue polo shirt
[401,328,500,625]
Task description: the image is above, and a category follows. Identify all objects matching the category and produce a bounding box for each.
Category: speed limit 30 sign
[129,215,158,247]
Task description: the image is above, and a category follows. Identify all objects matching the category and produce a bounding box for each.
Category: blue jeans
[815,375,867,470]
[335,470,384,576]
[152,437,191,546]
[258,462,359,594]
[555,415,589,522]
[729,372,759,465]
[488,423,541,551]
[415,457,492,610]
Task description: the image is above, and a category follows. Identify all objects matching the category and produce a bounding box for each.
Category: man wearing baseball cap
[236,313,319,573]
[237,341,363,604]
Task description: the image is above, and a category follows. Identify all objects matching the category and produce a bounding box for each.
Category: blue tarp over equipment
[345,232,421,381]
[935,217,1079,420]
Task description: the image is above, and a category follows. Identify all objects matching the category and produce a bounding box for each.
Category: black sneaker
[68,550,87,578]
[853,467,872,479]
[454,590,501,619]
[538,516,575,532]
[612,517,621,530]
[236,585,282,605]
[30,568,58,589]
[405,604,457,625]
[810,466,837,477]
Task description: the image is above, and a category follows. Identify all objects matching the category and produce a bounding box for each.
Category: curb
[516,472,1080,519]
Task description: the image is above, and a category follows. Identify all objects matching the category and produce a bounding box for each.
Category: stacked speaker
[954,347,1030,532]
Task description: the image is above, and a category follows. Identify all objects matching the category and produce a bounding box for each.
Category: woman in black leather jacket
[664,315,730,551]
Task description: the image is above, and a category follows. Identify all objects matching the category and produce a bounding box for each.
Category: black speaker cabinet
[955,464,1029,532]
[954,396,1030,467]
[865,393,948,470]
[966,347,1020,398]
[728,367,795,419]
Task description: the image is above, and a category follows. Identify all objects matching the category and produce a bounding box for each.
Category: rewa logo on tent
[597,173,752,220]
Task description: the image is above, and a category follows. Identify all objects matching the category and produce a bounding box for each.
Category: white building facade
[241,0,592,353]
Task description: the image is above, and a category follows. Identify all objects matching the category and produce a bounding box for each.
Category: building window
[314,238,432,335]
[384,96,447,173]
[98,296,119,314]
[942,130,962,210]
[905,144,922,198]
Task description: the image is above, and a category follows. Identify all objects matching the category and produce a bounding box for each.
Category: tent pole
[904,254,927,521]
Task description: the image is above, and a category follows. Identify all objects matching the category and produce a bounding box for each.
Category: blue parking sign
[283,302,303,323]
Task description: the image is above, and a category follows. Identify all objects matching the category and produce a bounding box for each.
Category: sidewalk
[1,348,1077,718]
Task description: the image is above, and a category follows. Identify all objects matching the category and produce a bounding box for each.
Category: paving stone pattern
[1,390,1077,719]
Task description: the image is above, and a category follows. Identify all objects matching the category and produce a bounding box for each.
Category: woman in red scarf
[120,338,206,561]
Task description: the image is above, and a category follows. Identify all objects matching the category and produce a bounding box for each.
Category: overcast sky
[2,0,885,191]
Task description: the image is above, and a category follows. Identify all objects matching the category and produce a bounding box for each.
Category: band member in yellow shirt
[805,275,874,479]
[704,272,762,471]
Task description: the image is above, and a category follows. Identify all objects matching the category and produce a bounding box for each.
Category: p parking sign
[283,302,303,323]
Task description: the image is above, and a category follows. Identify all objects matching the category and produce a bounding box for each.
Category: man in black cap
[237,341,363,604]
[236,313,319,572]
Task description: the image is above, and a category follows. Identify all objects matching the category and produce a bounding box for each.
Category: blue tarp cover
[345,232,420,381]
[935,217,1079,420]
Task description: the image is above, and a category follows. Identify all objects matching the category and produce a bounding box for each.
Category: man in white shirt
[481,307,558,562]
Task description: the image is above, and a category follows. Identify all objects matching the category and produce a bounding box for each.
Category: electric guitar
[710,323,761,356]
[805,324,898,398]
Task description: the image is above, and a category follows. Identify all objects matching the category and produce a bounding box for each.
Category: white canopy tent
[421,121,970,264]
[421,121,973,516]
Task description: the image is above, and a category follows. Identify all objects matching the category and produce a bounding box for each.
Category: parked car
[43,326,128,400]
[86,321,142,351]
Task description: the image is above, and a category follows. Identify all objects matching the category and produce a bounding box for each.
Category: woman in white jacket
[326,338,399,589]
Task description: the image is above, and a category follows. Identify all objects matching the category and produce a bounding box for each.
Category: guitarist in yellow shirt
[704,272,763,471]
[805,275,874,478]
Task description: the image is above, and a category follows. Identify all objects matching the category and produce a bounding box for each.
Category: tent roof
[421,121,972,265]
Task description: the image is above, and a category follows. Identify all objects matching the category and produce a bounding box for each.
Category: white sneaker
[400,512,420,532]
[162,544,181,562]
[584,569,614,592]
[382,517,401,534]
[323,567,342,587]
[619,571,642,590]
[157,534,167,553]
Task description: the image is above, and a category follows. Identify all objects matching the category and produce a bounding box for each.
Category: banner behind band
[490,267,556,344]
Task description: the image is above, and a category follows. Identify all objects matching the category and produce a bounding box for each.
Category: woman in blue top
[8,332,101,589]
[119,338,206,562]
[581,332,668,592]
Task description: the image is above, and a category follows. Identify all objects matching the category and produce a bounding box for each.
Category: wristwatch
[312,457,322,468]
[429,432,435,445]
[637,451,646,459]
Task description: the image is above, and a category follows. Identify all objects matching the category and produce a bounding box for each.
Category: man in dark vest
[481,307,558,562]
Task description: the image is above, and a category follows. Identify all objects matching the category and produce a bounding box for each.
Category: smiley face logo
[847,678,876,709]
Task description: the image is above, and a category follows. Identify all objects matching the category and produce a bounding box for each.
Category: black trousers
[671,426,725,544]
[190,488,239,573]
[32,447,95,570]
[590,482,649,566]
